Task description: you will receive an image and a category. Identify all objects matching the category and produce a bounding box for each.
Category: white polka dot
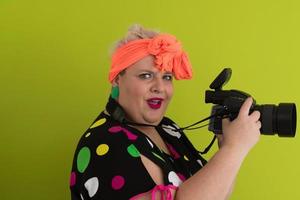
[146,138,154,148]
[84,177,99,197]
[168,171,182,187]
[197,159,203,167]
[162,124,181,138]
[80,194,84,200]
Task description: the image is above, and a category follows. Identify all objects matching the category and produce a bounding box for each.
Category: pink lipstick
[147,98,163,109]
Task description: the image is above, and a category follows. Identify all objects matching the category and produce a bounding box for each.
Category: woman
[70,25,261,200]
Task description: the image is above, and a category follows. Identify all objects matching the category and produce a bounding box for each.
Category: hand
[221,97,261,154]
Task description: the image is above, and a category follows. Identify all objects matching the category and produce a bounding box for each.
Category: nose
[150,76,164,94]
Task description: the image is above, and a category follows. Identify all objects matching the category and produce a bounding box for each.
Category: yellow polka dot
[184,155,189,161]
[90,118,106,129]
[85,132,91,137]
[96,144,109,156]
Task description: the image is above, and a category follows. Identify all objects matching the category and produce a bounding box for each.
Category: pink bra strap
[151,184,177,200]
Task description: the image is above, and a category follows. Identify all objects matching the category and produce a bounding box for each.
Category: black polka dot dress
[70,101,207,200]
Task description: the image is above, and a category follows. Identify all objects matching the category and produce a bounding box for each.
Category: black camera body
[205,68,297,137]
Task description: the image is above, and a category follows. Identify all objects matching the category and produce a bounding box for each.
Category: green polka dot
[152,152,165,162]
[77,147,91,173]
[127,144,140,157]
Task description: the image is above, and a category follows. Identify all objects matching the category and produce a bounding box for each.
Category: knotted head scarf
[109,34,193,83]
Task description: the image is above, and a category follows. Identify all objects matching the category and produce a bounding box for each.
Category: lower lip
[147,101,162,109]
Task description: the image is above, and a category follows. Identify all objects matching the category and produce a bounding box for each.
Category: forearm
[175,146,248,200]
[224,179,235,200]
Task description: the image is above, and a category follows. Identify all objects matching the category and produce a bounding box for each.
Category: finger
[256,121,262,129]
[250,110,261,121]
[238,97,253,117]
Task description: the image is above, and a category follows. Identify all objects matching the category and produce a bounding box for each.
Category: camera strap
[105,96,218,154]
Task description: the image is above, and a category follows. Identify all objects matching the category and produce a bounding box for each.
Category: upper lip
[147,97,164,101]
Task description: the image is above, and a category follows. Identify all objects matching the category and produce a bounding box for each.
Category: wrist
[219,144,250,159]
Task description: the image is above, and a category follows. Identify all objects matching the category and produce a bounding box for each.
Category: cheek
[122,83,147,101]
[166,84,174,100]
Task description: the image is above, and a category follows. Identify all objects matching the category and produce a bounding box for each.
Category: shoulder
[71,111,145,182]
[74,112,140,158]
[70,112,157,199]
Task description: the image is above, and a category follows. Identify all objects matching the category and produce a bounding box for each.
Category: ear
[111,75,120,87]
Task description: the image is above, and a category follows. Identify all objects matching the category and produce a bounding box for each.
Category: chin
[143,114,163,125]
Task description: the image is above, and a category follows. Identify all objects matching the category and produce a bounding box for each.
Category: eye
[163,74,173,81]
[139,73,153,79]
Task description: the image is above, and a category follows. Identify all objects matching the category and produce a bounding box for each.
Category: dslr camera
[205,68,297,137]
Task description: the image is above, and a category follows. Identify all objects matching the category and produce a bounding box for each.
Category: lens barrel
[256,103,297,137]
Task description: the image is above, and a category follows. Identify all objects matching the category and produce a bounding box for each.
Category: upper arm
[70,131,160,199]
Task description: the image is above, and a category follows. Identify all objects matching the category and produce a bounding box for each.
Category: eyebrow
[137,69,173,75]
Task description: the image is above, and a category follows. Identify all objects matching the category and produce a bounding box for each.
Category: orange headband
[109,34,193,83]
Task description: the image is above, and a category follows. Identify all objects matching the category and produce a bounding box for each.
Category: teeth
[148,100,161,104]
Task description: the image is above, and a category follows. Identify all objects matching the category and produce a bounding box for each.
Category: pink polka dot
[111,175,125,190]
[122,128,138,140]
[109,126,137,140]
[108,126,122,133]
[166,143,180,159]
[177,173,186,182]
[70,172,76,186]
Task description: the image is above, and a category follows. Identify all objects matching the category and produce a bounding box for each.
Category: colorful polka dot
[80,194,84,200]
[85,132,91,137]
[197,159,203,167]
[152,152,165,162]
[146,138,154,148]
[96,144,109,156]
[84,177,99,197]
[168,171,182,187]
[108,126,122,132]
[127,144,140,157]
[77,147,91,173]
[109,126,137,140]
[184,155,189,161]
[177,173,186,182]
[90,118,106,129]
[166,143,180,159]
[111,175,125,190]
[162,124,181,138]
[122,128,138,140]
[70,172,76,186]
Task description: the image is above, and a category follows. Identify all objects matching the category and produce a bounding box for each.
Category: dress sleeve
[70,121,158,200]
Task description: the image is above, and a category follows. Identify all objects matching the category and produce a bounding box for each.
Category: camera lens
[256,103,297,137]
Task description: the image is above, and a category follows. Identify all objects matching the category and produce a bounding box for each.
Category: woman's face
[115,55,174,125]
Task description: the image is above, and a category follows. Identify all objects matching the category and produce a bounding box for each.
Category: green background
[1,0,299,199]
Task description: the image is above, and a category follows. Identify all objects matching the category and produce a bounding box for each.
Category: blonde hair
[109,24,160,56]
